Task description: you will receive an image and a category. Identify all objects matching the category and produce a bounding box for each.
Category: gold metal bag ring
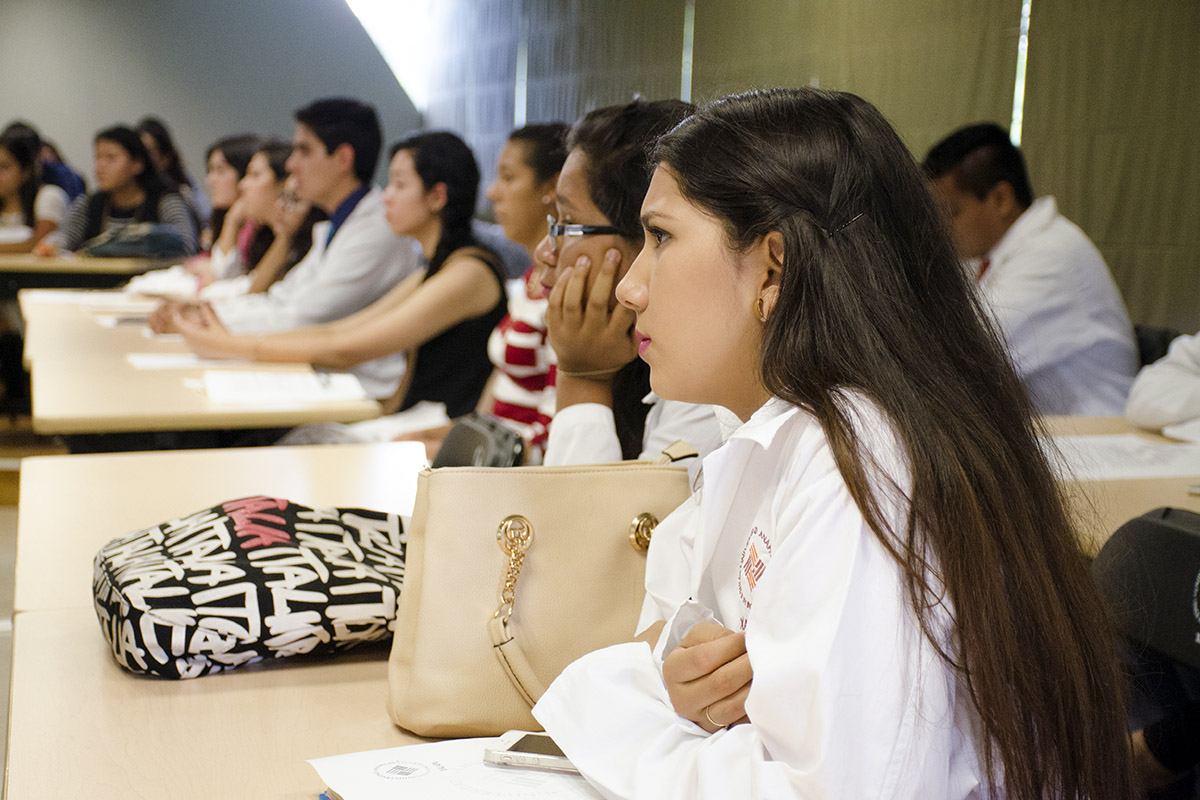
[628,512,659,551]
[494,515,533,624]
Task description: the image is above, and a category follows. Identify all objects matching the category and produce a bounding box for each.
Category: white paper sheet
[124,265,200,299]
[1048,434,1200,481]
[340,401,450,441]
[125,352,240,370]
[203,370,367,405]
[309,738,603,800]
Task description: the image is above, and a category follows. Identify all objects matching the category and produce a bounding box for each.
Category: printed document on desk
[126,352,241,370]
[1049,434,1200,481]
[203,370,367,405]
[309,737,603,799]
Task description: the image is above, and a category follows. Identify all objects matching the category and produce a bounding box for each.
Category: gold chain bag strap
[387,442,696,738]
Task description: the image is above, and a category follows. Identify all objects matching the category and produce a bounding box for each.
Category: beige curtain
[1021,0,1200,333]
[691,1,1020,157]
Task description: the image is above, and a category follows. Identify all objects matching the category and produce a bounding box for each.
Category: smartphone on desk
[483,730,579,774]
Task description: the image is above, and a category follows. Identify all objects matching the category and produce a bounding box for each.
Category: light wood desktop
[7,442,429,799]
[18,290,382,435]
[0,254,171,295]
[6,608,423,799]
[0,254,171,275]
[1043,415,1200,556]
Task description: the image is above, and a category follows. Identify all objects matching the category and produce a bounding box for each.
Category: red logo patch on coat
[737,526,773,615]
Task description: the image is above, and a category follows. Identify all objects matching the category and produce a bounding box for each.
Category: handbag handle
[487,503,669,707]
[489,514,546,705]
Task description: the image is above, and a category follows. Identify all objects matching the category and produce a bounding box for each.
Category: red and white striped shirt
[487,266,557,463]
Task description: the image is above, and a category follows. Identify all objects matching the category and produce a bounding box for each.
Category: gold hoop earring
[755,297,769,323]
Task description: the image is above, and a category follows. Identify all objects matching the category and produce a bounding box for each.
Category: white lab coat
[534,397,992,799]
[977,196,1137,416]
[543,395,724,480]
[1126,330,1200,430]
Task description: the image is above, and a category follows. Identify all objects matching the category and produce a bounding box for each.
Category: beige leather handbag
[387,444,695,738]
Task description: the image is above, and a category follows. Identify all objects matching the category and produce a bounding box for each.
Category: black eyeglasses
[545,214,620,252]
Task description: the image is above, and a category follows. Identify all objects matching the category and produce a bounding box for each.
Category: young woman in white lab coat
[532,88,1133,800]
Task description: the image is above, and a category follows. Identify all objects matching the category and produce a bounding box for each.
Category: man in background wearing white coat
[923,122,1137,416]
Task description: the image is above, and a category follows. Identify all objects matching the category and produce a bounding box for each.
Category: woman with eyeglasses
[175,131,506,413]
[471,123,569,462]
[536,99,723,467]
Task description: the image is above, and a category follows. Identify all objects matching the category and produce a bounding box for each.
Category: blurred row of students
[10,102,1195,449]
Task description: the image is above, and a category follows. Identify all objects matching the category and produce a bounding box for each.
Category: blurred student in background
[35,124,197,256]
[923,123,1137,416]
[1126,329,1200,433]
[200,133,260,255]
[207,140,323,293]
[0,129,68,253]
[1,121,85,201]
[476,122,568,460]
[138,116,210,233]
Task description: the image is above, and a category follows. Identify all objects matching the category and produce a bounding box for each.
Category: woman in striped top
[34,125,197,256]
[480,123,568,462]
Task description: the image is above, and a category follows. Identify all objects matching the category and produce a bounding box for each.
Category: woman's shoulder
[444,244,506,284]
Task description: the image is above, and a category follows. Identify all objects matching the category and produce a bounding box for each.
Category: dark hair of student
[389,131,484,275]
[567,98,695,459]
[506,122,569,183]
[653,88,1132,800]
[205,133,261,181]
[244,140,323,274]
[294,97,382,185]
[0,130,42,227]
[922,122,1034,209]
[94,125,166,197]
[136,116,189,188]
[1,121,41,152]
[204,133,261,239]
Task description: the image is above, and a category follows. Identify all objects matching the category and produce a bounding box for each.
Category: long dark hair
[507,122,568,183]
[568,99,695,458]
[390,131,483,274]
[0,130,41,227]
[654,87,1132,799]
[245,140,323,274]
[136,116,189,188]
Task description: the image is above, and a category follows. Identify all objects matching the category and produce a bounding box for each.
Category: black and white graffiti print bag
[92,496,406,679]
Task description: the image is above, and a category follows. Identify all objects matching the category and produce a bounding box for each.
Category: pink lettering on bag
[222,497,292,550]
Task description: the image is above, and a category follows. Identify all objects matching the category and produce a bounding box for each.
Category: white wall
[0,0,421,188]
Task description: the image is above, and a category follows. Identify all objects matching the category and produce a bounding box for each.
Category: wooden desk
[6,442,429,798]
[19,290,167,368]
[15,442,427,613]
[1043,415,1200,556]
[5,607,422,799]
[0,254,170,294]
[18,290,382,436]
